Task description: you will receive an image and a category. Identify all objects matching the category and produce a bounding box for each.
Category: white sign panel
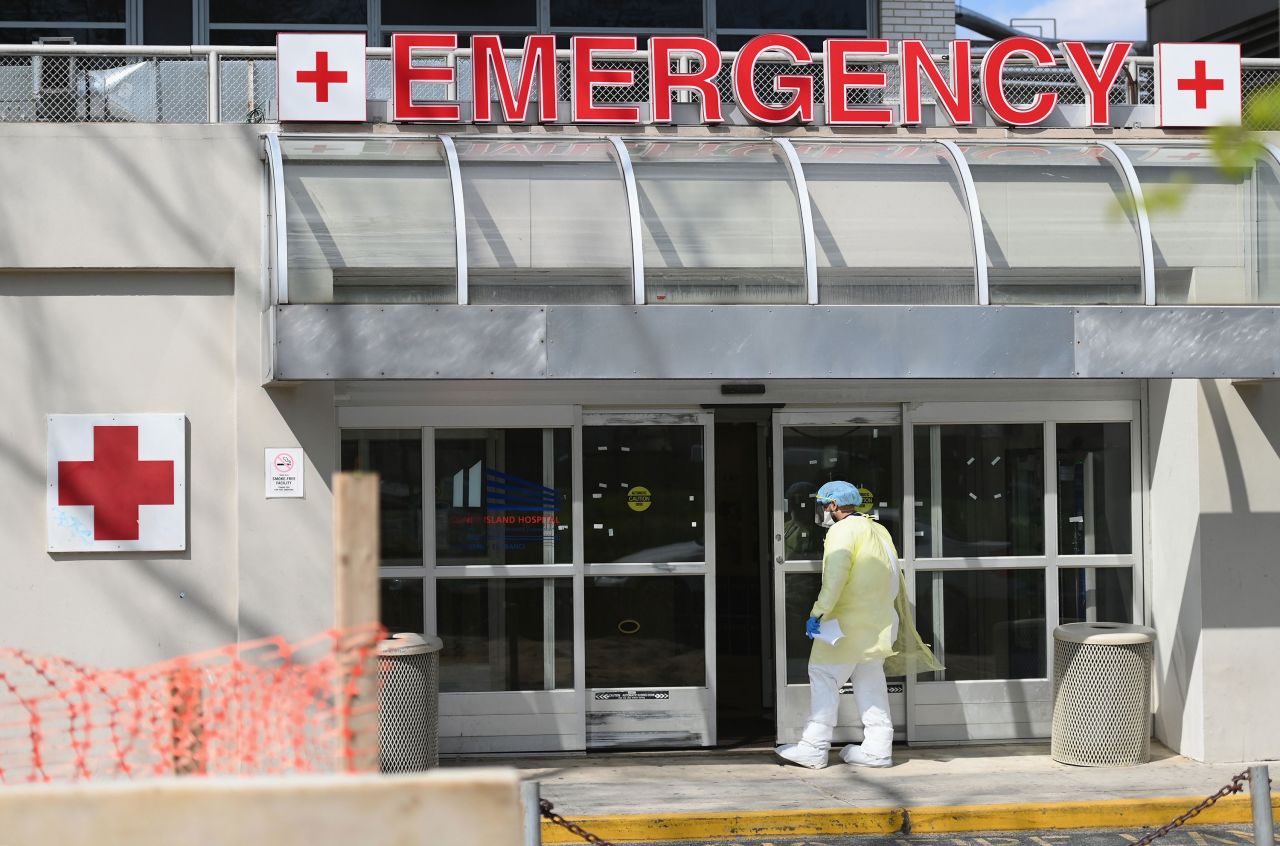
[277,32,367,122]
[266,448,305,499]
[47,414,186,553]
[1157,42,1242,128]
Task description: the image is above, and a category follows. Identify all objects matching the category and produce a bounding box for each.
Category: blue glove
[805,616,821,640]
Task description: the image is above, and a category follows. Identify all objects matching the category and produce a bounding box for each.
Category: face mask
[815,506,836,529]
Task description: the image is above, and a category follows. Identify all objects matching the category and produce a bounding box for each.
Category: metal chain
[539,799,617,846]
[1129,770,1252,846]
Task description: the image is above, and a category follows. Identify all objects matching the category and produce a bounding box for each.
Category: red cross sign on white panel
[277,32,367,122]
[47,414,187,553]
[1157,43,1241,128]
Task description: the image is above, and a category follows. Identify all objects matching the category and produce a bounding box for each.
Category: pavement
[448,742,1277,844]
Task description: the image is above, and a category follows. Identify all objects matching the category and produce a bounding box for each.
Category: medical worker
[776,480,900,769]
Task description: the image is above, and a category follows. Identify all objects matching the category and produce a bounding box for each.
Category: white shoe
[775,742,830,769]
[839,745,892,768]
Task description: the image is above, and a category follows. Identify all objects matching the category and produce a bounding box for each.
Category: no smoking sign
[266,448,304,499]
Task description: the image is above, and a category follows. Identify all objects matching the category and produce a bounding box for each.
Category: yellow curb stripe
[541,806,905,843]
[541,794,1279,843]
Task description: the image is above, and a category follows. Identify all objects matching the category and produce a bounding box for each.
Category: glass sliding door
[341,419,583,754]
[582,413,716,748]
[905,403,1142,743]
[772,409,906,744]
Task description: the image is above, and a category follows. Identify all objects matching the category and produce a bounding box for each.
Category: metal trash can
[1052,622,1155,767]
[377,632,444,772]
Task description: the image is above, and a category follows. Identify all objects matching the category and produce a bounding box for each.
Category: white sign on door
[266,448,305,498]
[277,32,367,122]
[1157,42,1242,128]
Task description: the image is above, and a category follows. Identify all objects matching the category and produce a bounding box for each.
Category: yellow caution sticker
[855,487,874,514]
[627,485,652,512]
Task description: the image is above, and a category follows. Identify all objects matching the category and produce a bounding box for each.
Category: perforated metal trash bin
[1052,622,1155,767]
[377,633,443,773]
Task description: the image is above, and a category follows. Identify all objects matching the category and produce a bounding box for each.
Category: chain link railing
[3,46,1280,127]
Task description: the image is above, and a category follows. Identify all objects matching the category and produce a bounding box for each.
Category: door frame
[770,407,906,744]
[581,410,718,748]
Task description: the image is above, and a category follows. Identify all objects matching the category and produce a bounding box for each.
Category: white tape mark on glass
[968,492,978,500]
[873,428,878,438]
[608,528,614,537]
[593,523,604,529]
[597,446,607,451]
[557,525,568,531]
[689,495,695,501]
[1069,515,1085,523]
[621,446,630,452]
[809,459,818,465]
[967,457,976,465]
[621,482,628,487]
[879,501,887,507]
[994,493,1003,499]
[915,531,925,536]
[592,493,602,499]
[599,483,607,489]
[691,522,698,528]
[992,456,1002,465]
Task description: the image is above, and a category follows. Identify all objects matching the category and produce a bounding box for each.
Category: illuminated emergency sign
[278,33,1242,129]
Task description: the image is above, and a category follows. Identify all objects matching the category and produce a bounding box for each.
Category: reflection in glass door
[772,410,906,744]
[583,413,715,748]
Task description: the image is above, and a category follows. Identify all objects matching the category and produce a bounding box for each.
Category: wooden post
[333,472,381,773]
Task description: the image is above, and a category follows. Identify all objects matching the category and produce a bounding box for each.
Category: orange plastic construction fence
[0,625,384,783]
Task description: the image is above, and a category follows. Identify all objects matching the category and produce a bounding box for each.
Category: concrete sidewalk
[449,743,1275,843]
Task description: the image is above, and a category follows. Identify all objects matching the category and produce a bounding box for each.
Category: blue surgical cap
[814,480,863,508]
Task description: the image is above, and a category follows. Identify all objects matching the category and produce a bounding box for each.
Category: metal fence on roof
[0,45,1278,127]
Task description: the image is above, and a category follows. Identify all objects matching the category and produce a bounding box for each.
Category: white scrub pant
[800,659,894,760]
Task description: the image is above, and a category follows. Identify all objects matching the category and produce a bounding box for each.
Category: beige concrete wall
[1148,378,1280,763]
[1147,379,1207,761]
[0,769,524,846]
[0,124,337,667]
[1195,379,1280,762]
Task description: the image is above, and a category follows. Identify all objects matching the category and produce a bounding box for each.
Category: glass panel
[382,0,536,26]
[584,425,704,563]
[586,575,704,687]
[434,428,572,566]
[0,1,125,21]
[340,429,423,566]
[1059,567,1133,625]
[624,140,806,304]
[281,138,457,304]
[381,577,425,635]
[552,0,701,28]
[793,142,975,304]
[916,424,1045,558]
[915,569,1046,681]
[210,0,364,24]
[0,25,125,42]
[781,424,902,558]
[1122,144,1280,304]
[454,139,632,304]
[1057,422,1132,556]
[960,144,1144,304]
[438,578,573,692]
[784,572,820,684]
[717,0,867,31]
[913,426,934,559]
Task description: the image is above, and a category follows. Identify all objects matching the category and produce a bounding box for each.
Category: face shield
[814,501,836,529]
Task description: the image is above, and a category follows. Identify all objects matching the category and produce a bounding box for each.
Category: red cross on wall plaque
[277,33,367,122]
[1157,43,1241,128]
[47,414,186,552]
